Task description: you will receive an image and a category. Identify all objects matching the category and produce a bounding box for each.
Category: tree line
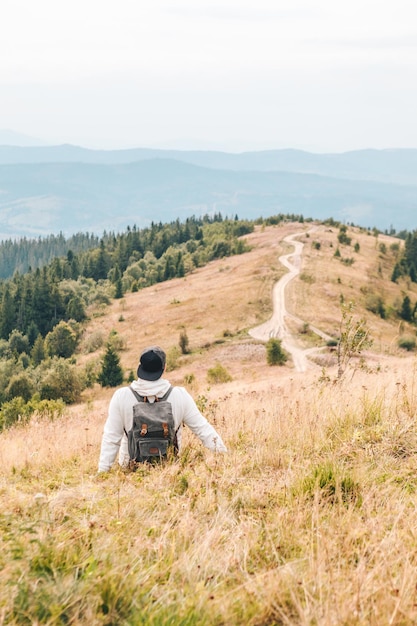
[0,212,313,428]
[0,214,253,341]
[0,212,278,425]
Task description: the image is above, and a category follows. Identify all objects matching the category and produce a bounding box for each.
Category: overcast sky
[1,0,417,152]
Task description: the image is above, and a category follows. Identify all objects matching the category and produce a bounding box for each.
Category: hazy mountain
[0,129,49,147]
[1,145,417,186]
[0,159,415,239]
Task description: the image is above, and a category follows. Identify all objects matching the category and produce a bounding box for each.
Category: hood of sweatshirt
[130,377,171,400]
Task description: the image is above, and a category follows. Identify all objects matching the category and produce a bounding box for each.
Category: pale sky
[1,0,417,152]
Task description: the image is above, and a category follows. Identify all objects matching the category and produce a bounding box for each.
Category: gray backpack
[124,386,179,464]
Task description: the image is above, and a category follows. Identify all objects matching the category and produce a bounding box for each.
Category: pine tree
[0,284,16,339]
[98,344,124,387]
[114,277,124,299]
[31,335,45,366]
[391,263,401,283]
[400,295,413,322]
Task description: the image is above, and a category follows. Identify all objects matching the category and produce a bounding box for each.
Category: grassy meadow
[1,221,417,625]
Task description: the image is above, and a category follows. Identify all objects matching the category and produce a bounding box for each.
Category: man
[98,345,227,472]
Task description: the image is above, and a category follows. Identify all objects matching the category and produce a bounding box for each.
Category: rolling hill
[1,221,417,624]
[0,145,416,239]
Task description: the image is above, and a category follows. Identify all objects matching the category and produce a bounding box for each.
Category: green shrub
[166,346,181,372]
[27,396,65,421]
[266,338,287,366]
[299,272,315,284]
[0,397,30,431]
[398,336,416,351]
[83,330,104,353]
[107,329,126,352]
[40,359,84,403]
[45,321,78,358]
[183,373,195,386]
[207,363,233,384]
[365,294,386,319]
[6,372,35,402]
[326,338,338,347]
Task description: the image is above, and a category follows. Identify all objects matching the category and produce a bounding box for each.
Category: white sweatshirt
[98,378,227,472]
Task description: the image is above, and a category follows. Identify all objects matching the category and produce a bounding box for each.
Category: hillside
[75,221,416,386]
[2,222,417,624]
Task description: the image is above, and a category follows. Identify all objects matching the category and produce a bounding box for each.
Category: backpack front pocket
[139,439,169,459]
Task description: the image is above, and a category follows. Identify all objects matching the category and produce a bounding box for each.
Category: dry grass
[1,221,417,624]
[2,361,417,624]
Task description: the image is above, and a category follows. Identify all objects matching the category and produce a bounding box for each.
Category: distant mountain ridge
[1,144,417,185]
[0,144,416,239]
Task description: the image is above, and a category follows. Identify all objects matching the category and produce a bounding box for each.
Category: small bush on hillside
[28,396,65,421]
[266,338,287,366]
[166,346,181,372]
[0,397,30,431]
[365,294,386,319]
[6,372,35,402]
[82,359,101,388]
[326,338,338,348]
[336,302,373,378]
[338,225,352,245]
[398,335,416,351]
[83,330,105,353]
[44,321,78,358]
[40,359,84,403]
[207,363,233,384]
[126,370,135,383]
[183,373,195,386]
[299,272,315,284]
[107,329,126,352]
[179,329,190,354]
[0,395,64,431]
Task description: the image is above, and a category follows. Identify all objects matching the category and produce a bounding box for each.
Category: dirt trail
[249,230,332,372]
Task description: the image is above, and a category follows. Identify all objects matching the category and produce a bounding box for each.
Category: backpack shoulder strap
[129,385,144,402]
[160,385,173,401]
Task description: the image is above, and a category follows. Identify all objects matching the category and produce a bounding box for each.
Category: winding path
[249,231,332,372]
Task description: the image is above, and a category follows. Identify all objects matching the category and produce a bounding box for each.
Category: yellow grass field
[1,221,417,625]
